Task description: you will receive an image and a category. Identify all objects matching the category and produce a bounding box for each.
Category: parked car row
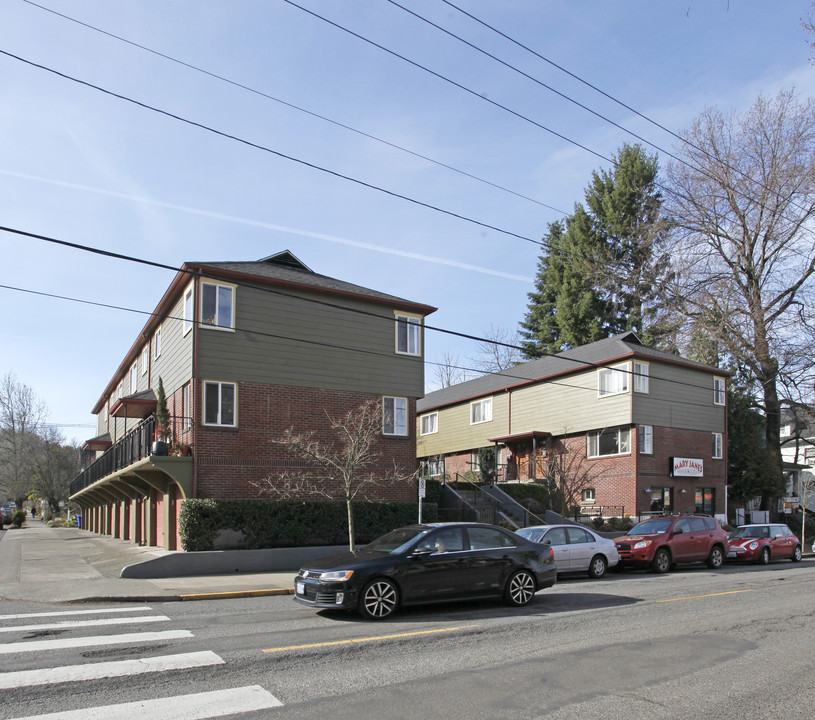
[294,517,806,621]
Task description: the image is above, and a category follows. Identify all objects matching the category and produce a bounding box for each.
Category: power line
[281,0,613,166]
[0,48,544,249]
[19,0,566,217]
[0,279,725,413]
[0,223,727,399]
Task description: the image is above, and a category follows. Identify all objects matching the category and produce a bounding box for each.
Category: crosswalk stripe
[9,685,283,719]
[2,615,170,633]
[0,607,152,621]
[0,630,193,654]
[0,651,225,689]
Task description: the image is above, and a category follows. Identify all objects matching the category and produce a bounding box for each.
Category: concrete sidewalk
[0,518,297,604]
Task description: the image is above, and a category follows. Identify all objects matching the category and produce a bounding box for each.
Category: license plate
[296,581,305,595]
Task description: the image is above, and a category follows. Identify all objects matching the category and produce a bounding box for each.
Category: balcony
[70,415,192,500]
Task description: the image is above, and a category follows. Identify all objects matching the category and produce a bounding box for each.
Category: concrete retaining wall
[120,545,349,578]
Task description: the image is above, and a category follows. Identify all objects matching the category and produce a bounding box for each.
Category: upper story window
[713,377,726,406]
[383,396,408,436]
[712,432,723,459]
[129,364,138,395]
[598,363,629,397]
[587,427,631,457]
[141,347,149,375]
[470,397,492,425]
[633,361,649,393]
[183,284,194,335]
[203,381,236,427]
[420,413,438,436]
[154,326,162,358]
[201,282,235,330]
[638,425,653,454]
[395,313,421,356]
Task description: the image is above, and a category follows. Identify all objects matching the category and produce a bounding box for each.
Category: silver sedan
[516,524,620,579]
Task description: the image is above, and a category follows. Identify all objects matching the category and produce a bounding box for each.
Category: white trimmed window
[638,425,653,454]
[183,284,194,335]
[395,313,421,356]
[598,363,630,397]
[154,326,162,358]
[420,413,438,436]
[588,427,631,457]
[201,282,235,330]
[470,397,492,425]
[633,361,649,393]
[141,347,149,375]
[712,432,723,459]
[182,382,192,431]
[581,488,596,504]
[714,377,726,406]
[383,396,408,436]
[130,364,138,395]
[203,381,236,426]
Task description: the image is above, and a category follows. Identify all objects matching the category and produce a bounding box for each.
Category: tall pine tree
[520,144,672,358]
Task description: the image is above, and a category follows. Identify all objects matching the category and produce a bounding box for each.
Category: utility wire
[0,280,725,412]
[0,49,543,248]
[281,0,613,166]
[19,0,566,217]
[0,223,727,398]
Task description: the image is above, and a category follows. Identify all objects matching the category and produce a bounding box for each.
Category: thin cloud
[1,169,533,282]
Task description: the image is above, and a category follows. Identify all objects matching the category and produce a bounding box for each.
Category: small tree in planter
[153,377,171,455]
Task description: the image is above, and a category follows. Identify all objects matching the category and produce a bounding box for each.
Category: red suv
[614,515,729,573]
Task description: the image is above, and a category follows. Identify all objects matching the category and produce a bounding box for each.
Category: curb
[179,588,295,602]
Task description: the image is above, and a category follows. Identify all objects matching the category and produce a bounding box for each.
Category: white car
[516,524,620,579]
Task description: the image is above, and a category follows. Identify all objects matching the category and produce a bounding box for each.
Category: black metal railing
[71,415,190,495]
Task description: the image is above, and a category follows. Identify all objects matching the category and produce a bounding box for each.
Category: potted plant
[153,377,170,456]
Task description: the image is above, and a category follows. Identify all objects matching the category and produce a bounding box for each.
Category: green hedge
[178,498,438,551]
[496,482,550,505]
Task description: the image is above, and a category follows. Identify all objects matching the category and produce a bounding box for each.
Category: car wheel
[792,545,802,562]
[707,545,724,569]
[504,570,536,606]
[587,554,608,579]
[651,548,671,573]
[357,578,399,620]
[756,547,770,566]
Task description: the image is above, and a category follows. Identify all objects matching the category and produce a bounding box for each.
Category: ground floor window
[383,396,408,436]
[695,487,715,514]
[646,487,673,514]
[203,381,236,426]
[421,457,444,478]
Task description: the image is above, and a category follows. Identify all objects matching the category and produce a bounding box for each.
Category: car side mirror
[671,528,684,535]
[410,548,433,558]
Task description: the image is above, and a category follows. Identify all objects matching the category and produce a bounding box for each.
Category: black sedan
[293,522,557,620]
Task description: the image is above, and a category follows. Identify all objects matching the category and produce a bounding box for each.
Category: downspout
[192,275,200,499]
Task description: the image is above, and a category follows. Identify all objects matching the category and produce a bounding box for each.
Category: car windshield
[366,527,430,554]
[628,518,674,535]
[730,526,769,539]
[516,528,546,543]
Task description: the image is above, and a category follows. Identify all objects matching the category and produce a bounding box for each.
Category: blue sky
[1,0,814,443]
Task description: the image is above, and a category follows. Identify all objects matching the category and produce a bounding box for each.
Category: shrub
[178,498,438,551]
[11,510,26,528]
[498,482,550,506]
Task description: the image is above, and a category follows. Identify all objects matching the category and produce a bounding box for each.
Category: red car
[727,524,803,564]
[614,515,729,573]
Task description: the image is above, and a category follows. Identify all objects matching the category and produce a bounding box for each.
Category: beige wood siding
[151,293,194,398]
[196,280,425,398]
[417,393,509,456]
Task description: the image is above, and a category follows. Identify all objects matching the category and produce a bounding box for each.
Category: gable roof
[417,331,724,413]
[92,251,436,414]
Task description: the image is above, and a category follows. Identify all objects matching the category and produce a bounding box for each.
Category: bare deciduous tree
[665,89,815,507]
[432,351,467,389]
[253,399,416,551]
[541,442,598,517]
[30,427,79,518]
[0,372,48,506]
[469,324,522,374]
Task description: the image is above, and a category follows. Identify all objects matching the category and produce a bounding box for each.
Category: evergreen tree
[520,144,672,358]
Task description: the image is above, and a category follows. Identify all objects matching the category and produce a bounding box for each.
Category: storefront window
[647,487,673,514]
[695,487,715,514]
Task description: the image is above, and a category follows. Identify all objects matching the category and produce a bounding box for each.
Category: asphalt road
[3,560,813,719]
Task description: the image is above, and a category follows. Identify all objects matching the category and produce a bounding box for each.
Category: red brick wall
[431,425,727,518]
[192,382,418,502]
